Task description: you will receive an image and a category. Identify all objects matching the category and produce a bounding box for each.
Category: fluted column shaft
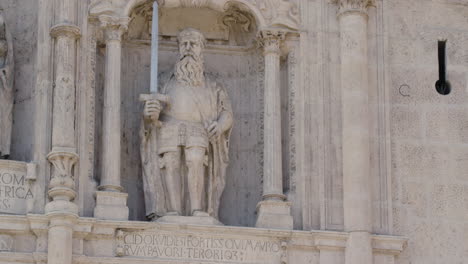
[93,16,129,221]
[340,4,372,234]
[99,18,127,192]
[334,1,374,264]
[261,30,286,201]
[255,30,293,230]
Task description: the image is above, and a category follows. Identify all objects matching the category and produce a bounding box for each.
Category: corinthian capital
[331,0,375,16]
[99,15,129,42]
[258,30,286,56]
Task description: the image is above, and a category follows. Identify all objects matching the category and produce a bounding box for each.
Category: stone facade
[0,0,467,263]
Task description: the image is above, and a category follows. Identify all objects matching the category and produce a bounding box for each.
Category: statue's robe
[140,73,233,220]
[0,18,13,157]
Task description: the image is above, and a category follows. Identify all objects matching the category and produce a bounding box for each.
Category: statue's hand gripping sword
[140,0,169,124]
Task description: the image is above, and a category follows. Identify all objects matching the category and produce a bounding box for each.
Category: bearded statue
[140,28,233,222]
[0,12,13,159]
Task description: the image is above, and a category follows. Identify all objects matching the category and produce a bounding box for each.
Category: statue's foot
[192,210,209,217]
[165,211,180,216]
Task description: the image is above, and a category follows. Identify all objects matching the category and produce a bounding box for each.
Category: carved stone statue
[140,28,233,221]
[0,12,13,159]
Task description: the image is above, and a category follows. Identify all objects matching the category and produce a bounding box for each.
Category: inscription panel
[117,230,282,264]
[0,160,34,214]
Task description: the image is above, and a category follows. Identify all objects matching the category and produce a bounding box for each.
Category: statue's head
[175,28,206,86]
[177,28,205,61]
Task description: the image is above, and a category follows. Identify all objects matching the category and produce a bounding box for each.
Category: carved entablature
[89,0,301,40]
[331,0,375,16]
[253,0,300,31]
[126,1,258,46]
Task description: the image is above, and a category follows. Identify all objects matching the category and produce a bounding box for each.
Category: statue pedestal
[94,191,129,221]
[157,215,224,226]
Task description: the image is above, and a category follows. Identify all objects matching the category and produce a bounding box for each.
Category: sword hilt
[139,93,170,103]
[140,93,170,127]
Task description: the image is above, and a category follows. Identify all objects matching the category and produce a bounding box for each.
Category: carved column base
[45,199,78,216]
[94,191,129,221]
[255,200,293,230]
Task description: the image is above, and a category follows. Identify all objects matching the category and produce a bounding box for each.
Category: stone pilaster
[332,0,375,264]
[255,29,293,230]
[93,15,129,221]
[46,1,80,264]
[46,23,80,213]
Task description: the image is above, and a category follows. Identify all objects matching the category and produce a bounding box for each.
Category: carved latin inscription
[117,230,281,263]
[0,160,34,214]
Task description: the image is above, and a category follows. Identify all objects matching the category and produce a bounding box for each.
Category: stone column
[45,1,80,264]
[93,15,129,221]
[255,30,293,230]
[332,1,374,264]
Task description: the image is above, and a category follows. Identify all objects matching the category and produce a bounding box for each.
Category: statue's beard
[174,54,204,86]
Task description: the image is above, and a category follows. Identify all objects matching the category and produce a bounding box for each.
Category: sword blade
[150,0,159,94]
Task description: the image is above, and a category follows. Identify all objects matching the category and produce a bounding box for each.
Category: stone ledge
[0,214,407,260]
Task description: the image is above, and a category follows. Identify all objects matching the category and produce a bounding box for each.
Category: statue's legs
[162,149,182,215]
[185,146,206,216]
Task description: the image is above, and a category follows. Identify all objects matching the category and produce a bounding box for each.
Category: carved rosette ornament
[331,0,375,16]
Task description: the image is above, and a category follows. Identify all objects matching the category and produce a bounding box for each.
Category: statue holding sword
[140,1,233,221]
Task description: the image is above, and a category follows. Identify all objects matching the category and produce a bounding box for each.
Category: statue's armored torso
[162,79,213,123]
[157,77,217,155]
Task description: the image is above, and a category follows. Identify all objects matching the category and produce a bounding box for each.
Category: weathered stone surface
[0,160,34,215]
[6,0,468,263]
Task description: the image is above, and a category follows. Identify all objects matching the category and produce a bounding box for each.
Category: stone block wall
[388,0,468,263]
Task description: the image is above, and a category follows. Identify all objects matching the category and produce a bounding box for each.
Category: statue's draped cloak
[0,18,13,157]
[140,74,233,220]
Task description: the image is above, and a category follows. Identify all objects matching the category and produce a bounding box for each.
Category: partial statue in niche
[140,28,233,221]
[0,11,13,159]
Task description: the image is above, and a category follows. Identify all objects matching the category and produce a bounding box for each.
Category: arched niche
[122,0,267,29]
[89,0,300,32]
[89,0,267,227]
[126,1,258,47]
[90,0,301,226]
